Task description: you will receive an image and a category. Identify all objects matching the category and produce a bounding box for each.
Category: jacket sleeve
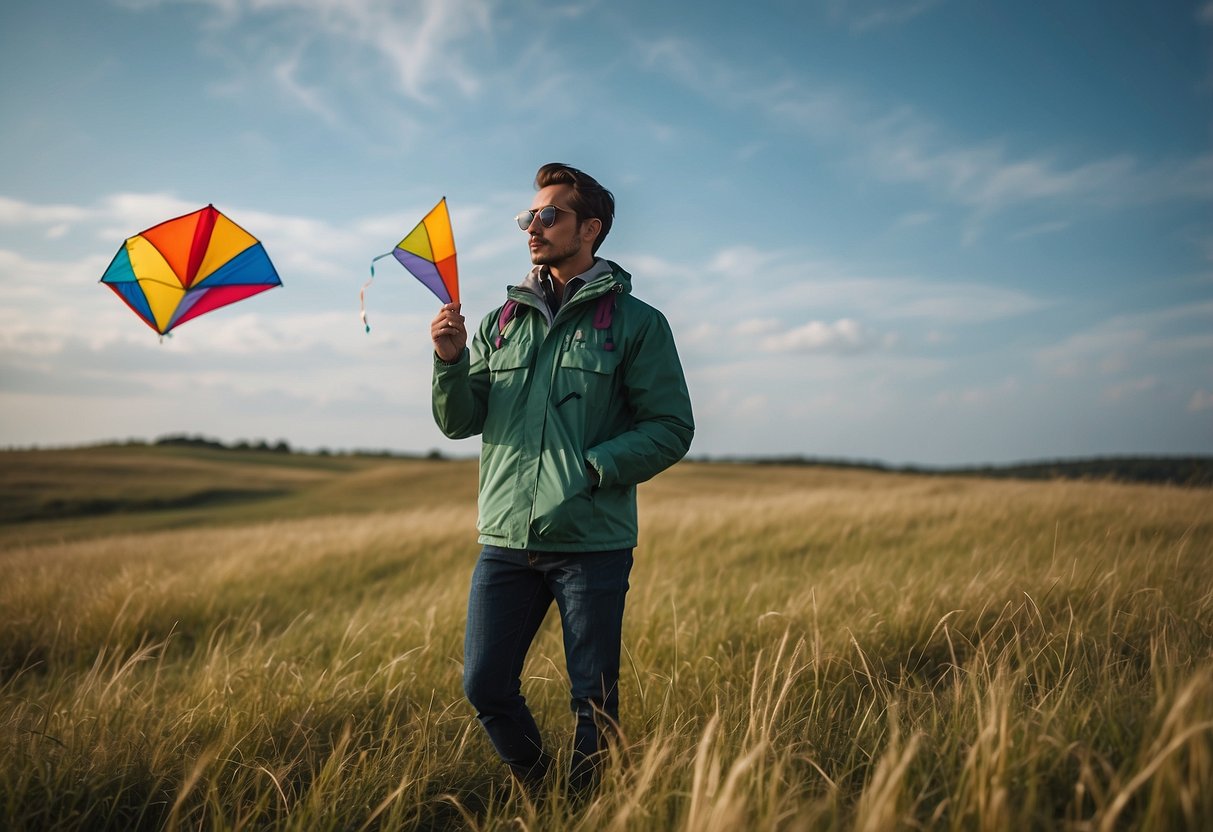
[431,313,494,439]
[584,308,694,488]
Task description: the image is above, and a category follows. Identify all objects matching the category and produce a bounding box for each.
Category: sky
[0,0,1210,466]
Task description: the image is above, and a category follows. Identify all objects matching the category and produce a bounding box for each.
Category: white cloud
[713,247,1046,324]
[637,38,1212,238]
[119,0,496,105]
[736,141,766,161]
[1189,390,1213,412]
[933,376,1019,408]
[1036,302,1213,380]
[1010,220,1071,240]
[94,194,211,240]
[707,245,789,276]
[1037,326,1146,379]
[776,271,1045,325]
[546,1,600,19]
[892,211,936,229]
[273,51,342,126]
[0,197,91,226]
[748,317,893,354]
[625,245,1047,349]
[861,116,1140,214]
[1101,375,1157,403]
[844,0,944,32]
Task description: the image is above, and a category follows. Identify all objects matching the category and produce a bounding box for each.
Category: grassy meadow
[1,445,1211,830]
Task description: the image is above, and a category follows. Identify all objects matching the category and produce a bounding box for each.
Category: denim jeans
[463,545,633,792]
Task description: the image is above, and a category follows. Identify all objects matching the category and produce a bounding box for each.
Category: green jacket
[433,259,694,551]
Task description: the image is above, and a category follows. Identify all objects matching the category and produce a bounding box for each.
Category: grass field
[2,446,1211,830]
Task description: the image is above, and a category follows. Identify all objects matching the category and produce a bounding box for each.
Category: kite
[100,204,282,336]
[361,197,458,332]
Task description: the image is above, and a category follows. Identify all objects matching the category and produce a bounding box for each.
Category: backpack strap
[496,289,617,349]
[593,291,617,351]
[494,299,520,348]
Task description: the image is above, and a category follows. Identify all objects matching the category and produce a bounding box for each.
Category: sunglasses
[515,204,575,231]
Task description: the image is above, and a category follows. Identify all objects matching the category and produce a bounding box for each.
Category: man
[429,163,694,795]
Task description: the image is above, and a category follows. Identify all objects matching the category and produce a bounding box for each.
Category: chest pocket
[488,340,532,373]
[557,346,622,411]
[484,339,534,445]
[560,347,620,375]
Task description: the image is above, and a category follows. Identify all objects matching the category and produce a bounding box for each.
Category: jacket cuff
[433,348,469,375]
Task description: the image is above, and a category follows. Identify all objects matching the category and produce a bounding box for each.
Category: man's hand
[431,303,467,363]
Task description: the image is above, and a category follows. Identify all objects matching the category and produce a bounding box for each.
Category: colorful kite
[361,197,458,332]
[100,205,282,336]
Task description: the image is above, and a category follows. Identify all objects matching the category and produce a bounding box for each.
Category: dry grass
[1,452,1211,830]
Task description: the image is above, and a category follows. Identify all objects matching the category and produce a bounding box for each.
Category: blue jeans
[463,545,633,791]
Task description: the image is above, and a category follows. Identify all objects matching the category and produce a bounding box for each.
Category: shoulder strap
[593,291,617,351]
[494,300,520,348]
[497,290,616,349]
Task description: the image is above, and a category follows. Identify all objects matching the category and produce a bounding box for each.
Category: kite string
[361,252,395,333]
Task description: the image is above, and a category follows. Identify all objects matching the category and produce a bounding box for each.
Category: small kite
[361,197,458,332]
[100,204,282,336]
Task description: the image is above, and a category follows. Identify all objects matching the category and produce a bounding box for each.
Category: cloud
[933,376,1019,408]
[1037,325,1146,379]
[637,38,1212,238]
[762,265,1046,325]
[857,115,1141,216]
[625,245,1047,343]
[742,317,894,354]
[118,0,496,105]
[0,197,92,226]
[1189,390,1213,412]
[272,51,343,126]
[1009,220,1071,240]
[1101,375,1157,403]
[892,211,936,229]
[844,0,945,32]
[1036,302,1213,379]
[0,192,210,242]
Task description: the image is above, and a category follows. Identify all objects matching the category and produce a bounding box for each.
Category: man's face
[524,184,594,269]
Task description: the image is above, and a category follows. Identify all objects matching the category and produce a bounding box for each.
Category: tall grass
[1,457,1211,829]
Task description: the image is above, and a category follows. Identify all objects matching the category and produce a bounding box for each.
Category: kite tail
[361,252,395,333]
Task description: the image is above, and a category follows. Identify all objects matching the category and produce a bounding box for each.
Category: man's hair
[534,162,614,254]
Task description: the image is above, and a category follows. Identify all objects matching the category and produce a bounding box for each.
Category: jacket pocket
[555,346,622,446]
[559,346,620,375]
[530,448,594,543]
[488,340,532,372]
[484,340,532,446]
[557,346,621,407]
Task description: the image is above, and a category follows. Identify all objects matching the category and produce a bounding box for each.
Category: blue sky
[1,0,1210,465]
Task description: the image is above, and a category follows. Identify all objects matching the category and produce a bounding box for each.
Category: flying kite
[100,205,282,336]
[361,197,458,332]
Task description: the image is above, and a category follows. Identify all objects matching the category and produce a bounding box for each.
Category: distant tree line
[144,436,1210,487]
[150,434,447,461]
[154,434,293,454]
[945,457,1213,488]
[693,454,1213,488]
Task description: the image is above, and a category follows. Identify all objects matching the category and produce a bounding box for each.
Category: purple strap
[495,291,616,348]
[495,300,519,348]
[593,292,616,330]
